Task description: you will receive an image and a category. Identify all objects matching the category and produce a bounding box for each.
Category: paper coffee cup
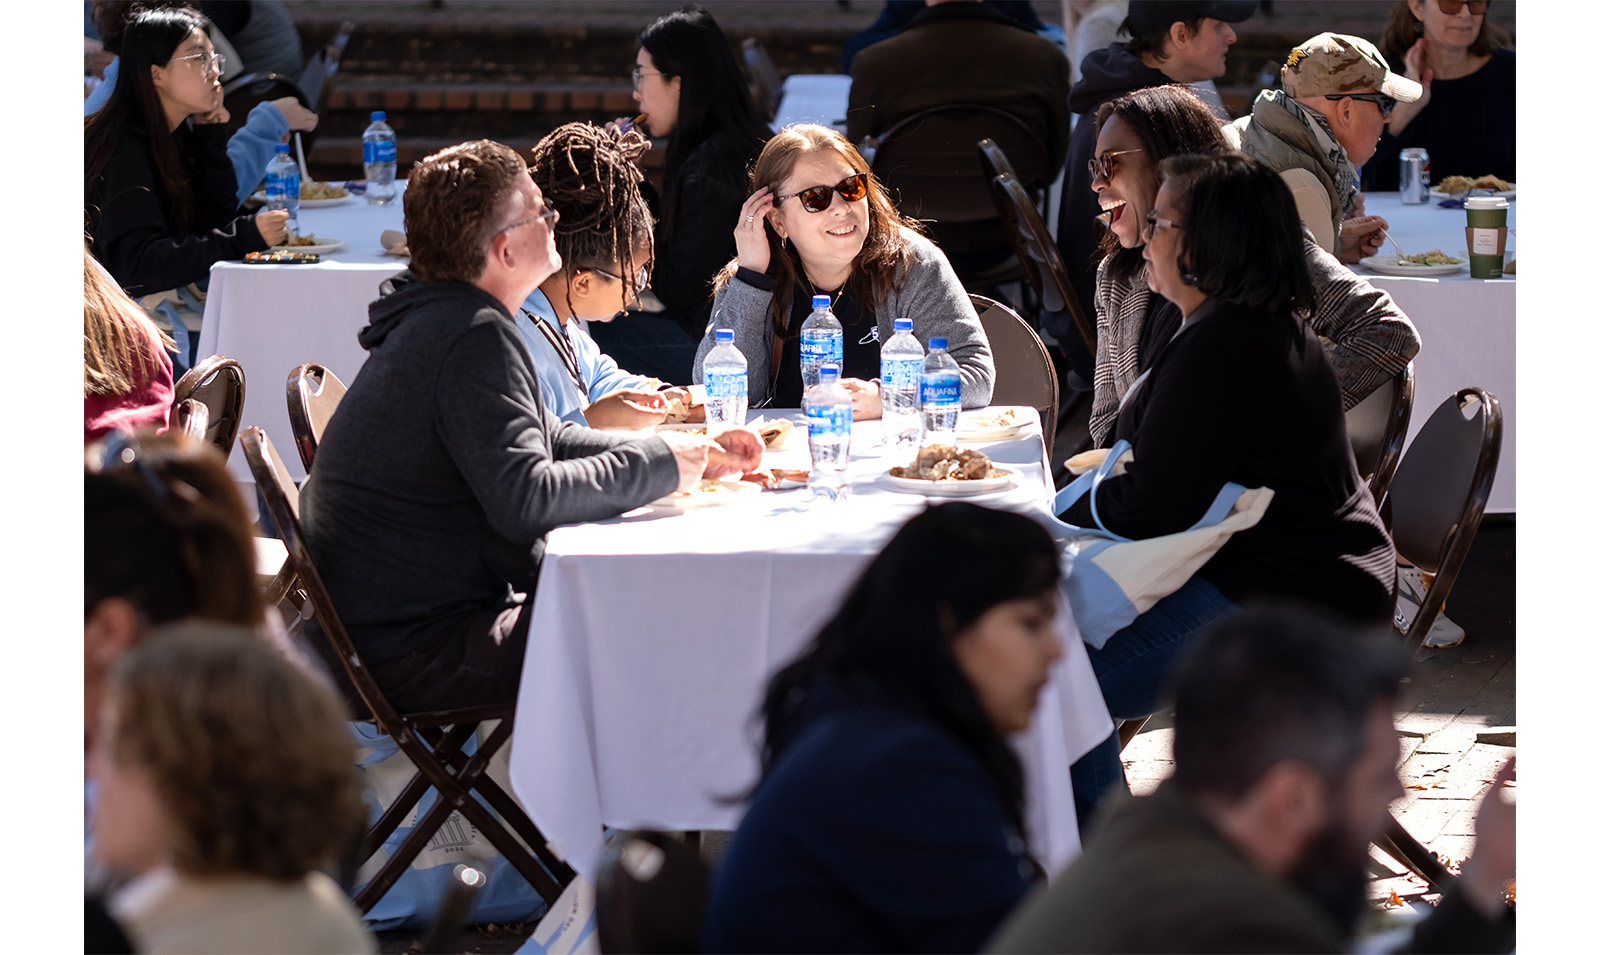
[1464,197,1509,279]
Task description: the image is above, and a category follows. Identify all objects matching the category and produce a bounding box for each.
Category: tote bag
[1046,440,1275,648]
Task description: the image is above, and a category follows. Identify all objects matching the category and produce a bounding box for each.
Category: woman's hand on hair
[254,208,290,247]
[585,390,669,430]
[735,187,776,274]
[269,97,319,133]
[1386,37,1433,135]
[840,378,882,420]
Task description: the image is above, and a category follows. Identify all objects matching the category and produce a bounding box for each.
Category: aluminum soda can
[1399,148,1430,205]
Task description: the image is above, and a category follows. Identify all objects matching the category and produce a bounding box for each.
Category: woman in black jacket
[592,4,771,383]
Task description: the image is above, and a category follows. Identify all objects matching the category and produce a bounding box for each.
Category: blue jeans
[1070,575,1239,833]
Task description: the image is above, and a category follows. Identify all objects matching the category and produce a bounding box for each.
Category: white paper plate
[1359,254,1465,277]
[250,190,356,208]
[956,413,1024,441]
[881,469,1017,497]
[272,238,345,255]
[1430,183,1515,201]
[649,479,760,510]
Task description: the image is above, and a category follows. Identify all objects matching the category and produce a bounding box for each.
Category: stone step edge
[308,135,666,167]
[325,84,636,114]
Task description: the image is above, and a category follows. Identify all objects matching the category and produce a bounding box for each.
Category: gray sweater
[300,273,680,665]
[691,228,995,409]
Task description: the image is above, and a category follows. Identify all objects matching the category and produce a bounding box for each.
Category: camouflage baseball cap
[1281,33,1423,102]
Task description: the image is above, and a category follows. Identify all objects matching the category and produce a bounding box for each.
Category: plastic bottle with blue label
[879,317,923,459]
[264,143,300,238]
[703,329,749,429]
[799,294,844,394]
[806,363,852,502]
[919,337,961,445]
[362,111,397,206]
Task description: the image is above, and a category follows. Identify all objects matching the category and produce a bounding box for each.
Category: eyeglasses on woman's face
[1142,211,1185,241]
[169,51,226,78]
[584,263,650,291]
[776,173,870,214]
[631,66,670,88]
[1435,0,1488,15]
[1323,92,1398,118]
[1088,148,1143,184]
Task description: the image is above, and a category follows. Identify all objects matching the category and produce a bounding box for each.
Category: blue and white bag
[1046,440,1275,648]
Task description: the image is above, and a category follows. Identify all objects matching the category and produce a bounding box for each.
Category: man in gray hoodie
[300,139,761,712]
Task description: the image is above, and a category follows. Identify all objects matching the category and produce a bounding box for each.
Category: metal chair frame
[969,293,1059,462]
[286,362,349,473]
[986,168,1098,357]
[172,354,245,461]
[1344,363,1415,513]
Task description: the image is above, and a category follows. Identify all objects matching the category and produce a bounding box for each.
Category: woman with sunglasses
[695,123,993,415]
[1064,150,1395,829]
[1361,0,1515,190]
[1083,84,1417,447]
[85,7,286,371]
[517,122,690,429]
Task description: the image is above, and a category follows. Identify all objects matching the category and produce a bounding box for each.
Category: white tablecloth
[197,186,408,483]
[1356,193,1515,512]
[508,408,1114,881]
[773,74,851,131]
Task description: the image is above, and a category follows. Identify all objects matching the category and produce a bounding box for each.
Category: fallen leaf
[1385,889,1404,908]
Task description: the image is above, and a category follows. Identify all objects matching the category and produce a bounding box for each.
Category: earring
[1180,271,1200,286]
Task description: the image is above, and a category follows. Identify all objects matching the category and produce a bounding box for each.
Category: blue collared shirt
[513,288,657,425]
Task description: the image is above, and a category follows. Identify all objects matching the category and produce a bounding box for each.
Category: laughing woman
[694,124,993,416]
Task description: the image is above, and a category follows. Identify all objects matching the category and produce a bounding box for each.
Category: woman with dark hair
[1083,84,1417,445]
[591,4,772,384]
[1062,151,1395,827]
[84,6,286,303]
[1362,0,1514,190]
[695,123,993,414]
[703,503,1062,953]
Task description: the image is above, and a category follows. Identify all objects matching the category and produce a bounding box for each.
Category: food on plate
[277,233,326,247]
[300,181,349,200]
[740,468,811,489]
[664,478,737,500]
[663,391,706,424]
[960,408,1018,430]
[243,249,319,263]
[1436,175,1473,194]
[890,445,998,482]
[1473,174,1512,192]
[1397,249,1465,266]
[755,418,791,449]
[1436,174,1511,195]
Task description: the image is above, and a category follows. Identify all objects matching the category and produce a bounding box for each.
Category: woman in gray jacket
[693,124,993,414]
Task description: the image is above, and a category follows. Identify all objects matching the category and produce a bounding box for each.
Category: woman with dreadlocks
[515,122,691,429]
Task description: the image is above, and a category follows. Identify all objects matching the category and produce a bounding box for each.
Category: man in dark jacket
[985,608,1516,954]
[299,140,761,712]
[1051,0,1254,383]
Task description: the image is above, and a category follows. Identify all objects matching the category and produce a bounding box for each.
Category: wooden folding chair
[969,294,1059,462]
[1344,363,1415,516]
[286,362,349,473]
[239,426,577,913]
[987,169,1098,357]
[172,354,245,461]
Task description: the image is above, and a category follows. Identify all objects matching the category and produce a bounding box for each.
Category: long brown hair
[1381,0,1509,59]
[712,124,924,342]
[85,241,174,397]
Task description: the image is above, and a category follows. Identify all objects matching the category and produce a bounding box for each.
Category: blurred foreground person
[988,607,1515,954]
[85,243,175,442]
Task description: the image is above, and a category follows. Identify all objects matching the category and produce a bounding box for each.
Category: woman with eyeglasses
[589,4,772,386]
[1083,85,1417,447]
[84,7,286,317]
[1062,150,1395,830]
[1361,0,1515,190]
[695,123,993,414]
[516,122,691,429]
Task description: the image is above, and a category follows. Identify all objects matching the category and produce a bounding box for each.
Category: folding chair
[986,169,1098,357]
[170,397,209,444]
[172,354,245,461]
[740,37,782,123]
[969,294,1059,462]
[1344,363,1415,515]
[239,426,576,914]
[286,362,348,473]
[596,830,711,954]
[297,21,356,119]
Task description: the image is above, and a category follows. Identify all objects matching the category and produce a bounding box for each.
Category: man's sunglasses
[776,173,870,213]
[1323,93,1398,118]
[1436,0,1488,14]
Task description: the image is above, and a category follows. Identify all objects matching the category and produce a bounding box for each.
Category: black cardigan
[1060,298,1394,625]
[87,120,267,296]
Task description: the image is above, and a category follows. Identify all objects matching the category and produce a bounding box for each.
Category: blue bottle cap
[812,294,831,309]
[929,337,948,350]
[819,363,840,381]
[274,143,290,153]
[371,111,387,122]
[715,328,734,343]
[893,317,913,332]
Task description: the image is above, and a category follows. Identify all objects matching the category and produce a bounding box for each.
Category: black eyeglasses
[776,173,869,213]
[1436,0,1488,14]
[1323,92,1398,118]
[1087,148,1144,183]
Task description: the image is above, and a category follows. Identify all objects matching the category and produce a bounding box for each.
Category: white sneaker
[1393,566,1466,648]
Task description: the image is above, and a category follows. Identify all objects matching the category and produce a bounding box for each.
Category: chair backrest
[286,362,349,473]
[171,397,209,443]
[172,354,246,460]
[740,37,782,122]
[1344,363,1415,509]
[297,21,355,116]
[595,830,710,955]
[1385,388,1501,574]
[970,293,1059,461]
[870,104,1051,228]
[990,171,1098,354]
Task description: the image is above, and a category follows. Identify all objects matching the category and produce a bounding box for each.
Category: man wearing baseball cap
[1234,33,1423,264]
[1053,1,1255,395]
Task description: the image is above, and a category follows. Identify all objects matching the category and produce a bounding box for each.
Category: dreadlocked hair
[528,123,656,315]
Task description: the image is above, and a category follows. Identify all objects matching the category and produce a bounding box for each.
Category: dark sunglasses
[776,173,869,213]
[1323,92,1398,118]
[1436,0,1488,14]
[1087,148,1143,183]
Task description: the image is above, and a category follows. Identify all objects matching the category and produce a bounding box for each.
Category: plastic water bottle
[703,329,748,430]
[879,317,923,459]
[363,111,397,206]
[799,294,844,393]
[806,363,852,502]
[264,143,299,238]
[919,337,961,445]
